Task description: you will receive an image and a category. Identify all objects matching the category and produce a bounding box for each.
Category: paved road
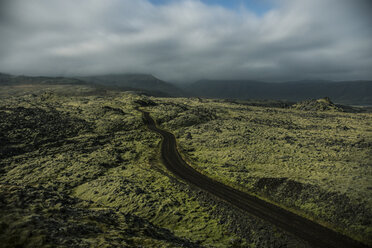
[141,110,369,248]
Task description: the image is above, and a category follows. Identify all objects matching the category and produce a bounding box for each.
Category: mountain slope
[80,74,184,96]
[0,74,86,86]
[0,73,184,97]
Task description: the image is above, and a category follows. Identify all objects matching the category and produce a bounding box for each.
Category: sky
[0,0,371,82]
[148,0,272,15]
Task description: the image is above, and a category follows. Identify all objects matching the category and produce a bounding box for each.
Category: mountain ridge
[78,73,184,97]
[1,72,371,105]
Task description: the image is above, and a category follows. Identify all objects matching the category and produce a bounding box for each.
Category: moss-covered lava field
[0,84,371,247]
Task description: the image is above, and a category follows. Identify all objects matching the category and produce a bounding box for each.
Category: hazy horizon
[1,0,372,82]
[2,71,372,85]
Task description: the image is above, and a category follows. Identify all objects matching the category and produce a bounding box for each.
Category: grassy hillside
[146,97,372,245]
[0,85,312,248]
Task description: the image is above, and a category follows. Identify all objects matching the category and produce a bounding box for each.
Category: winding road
[141,110,369,248]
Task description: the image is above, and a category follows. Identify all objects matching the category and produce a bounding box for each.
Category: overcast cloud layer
[0,0,371,82]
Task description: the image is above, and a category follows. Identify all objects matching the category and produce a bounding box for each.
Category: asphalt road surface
[141,110,369,248]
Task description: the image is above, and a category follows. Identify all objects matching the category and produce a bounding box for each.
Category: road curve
[141,110,369,248]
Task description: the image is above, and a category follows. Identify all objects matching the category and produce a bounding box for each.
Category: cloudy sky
[0,0,371,82]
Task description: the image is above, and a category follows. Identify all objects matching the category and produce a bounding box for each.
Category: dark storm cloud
[0,0,371,82]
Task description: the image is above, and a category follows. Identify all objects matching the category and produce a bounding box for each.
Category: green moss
[0,86,243,247]
[147,96,372,245]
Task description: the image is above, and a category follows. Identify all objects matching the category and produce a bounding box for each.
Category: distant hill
[0,73,12,81]
[185,80,372,105]
[0,73,184,97]
[1,72,371,105]
[0,74,86,86]
[79,74,184,97]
